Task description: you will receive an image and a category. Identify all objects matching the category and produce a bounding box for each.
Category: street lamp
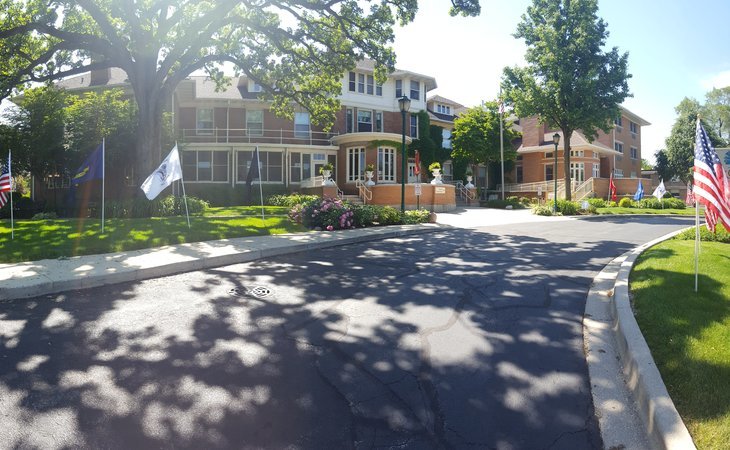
[398,95,411,213]
[552,132,560,214]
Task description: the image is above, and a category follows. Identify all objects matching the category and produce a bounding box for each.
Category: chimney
[90,67,111,86]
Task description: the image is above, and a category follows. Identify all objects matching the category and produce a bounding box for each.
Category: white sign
[435,187,446,194]
[537,186,543,196]
[414,182,422,196]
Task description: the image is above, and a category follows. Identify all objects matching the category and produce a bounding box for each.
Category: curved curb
[585,227,697,450]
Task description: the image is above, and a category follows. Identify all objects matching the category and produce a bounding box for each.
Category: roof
[619,105,651,126]
[188,76,244,100]
[427,95,465,109]
[353,59,437,92]
[55,67,129,90]
[517,130,620,156]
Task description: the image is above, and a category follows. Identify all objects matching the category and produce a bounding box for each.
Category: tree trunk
[562,129,573,201]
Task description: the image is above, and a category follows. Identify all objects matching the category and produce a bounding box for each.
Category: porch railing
[454,181,476,201]
[180,128,338,146]
[354,178,372,204]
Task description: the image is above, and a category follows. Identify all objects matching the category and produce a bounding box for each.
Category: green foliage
[401,209,431,224]
[675,224,729,243]
[654,150,672,182]
[587,198,607,208]
[103,195,209,219]
[351,204,381,227]
[556,199,580,215]
[376,206,403,225]
[503,0,631,200]
[428,162,441,171]
[618,197,634,208]
[450,102,519,167]
[483,197,525,209]
[704,86,730,141]
[289,196,354,230]
[267,194,320,208]
[532,205,554,216]
[409,111,438,169]
[641,158,653,170]
[31,211,58,220]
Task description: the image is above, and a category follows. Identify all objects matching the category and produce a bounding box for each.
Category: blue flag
[72,143,104,185]
[633,180,644,201]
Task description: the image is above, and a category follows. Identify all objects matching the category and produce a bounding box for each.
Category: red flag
[414,150,421,175]
[609,174,617,202]
[685,183,695,206]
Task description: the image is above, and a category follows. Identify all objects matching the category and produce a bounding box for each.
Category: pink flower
[326,225,334,231]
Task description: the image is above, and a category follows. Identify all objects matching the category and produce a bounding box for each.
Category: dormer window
[436,104,451,115]
[248,80,263,92]
[349,71,382,96]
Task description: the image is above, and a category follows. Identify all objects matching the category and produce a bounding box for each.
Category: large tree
[0,0,479,186]
[704,86,730,140]
[502,0,630,200]
[450,101,519,169]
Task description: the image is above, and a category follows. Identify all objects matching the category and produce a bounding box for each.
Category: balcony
[179,128,338,146]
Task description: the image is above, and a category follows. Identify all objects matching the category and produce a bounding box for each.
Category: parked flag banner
[414,150,421,175]
[141,144,183,200]
[652,180,666,201]
[246,147,260,187]
[694,119,730,232]
[72,143,104,185]
[685,183,695,206]
[0,153,10,209]
[609,174,617,201]
[633,180,644,201]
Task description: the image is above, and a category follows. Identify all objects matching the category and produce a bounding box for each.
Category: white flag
[652,179,666,200]
[140,145,183,200]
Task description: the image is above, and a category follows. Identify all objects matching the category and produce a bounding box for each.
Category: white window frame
[410,114,418,138]
[395,79,402,98]
[442,128,452,149]
[294,112,310,138]
[196,108,214,135]
[357,110,373,132]
[570,150,584,157]
[246,110,264,136]
[347,147,366,182]
[183,150,230,183]
[377,147,396,182]
[570,162,585,183]
[348,72,356,92]
[248,80,263,93]
[236,149,283,184]
[410,80,420,100]
[357,73,365,93]
[592,163,600,179]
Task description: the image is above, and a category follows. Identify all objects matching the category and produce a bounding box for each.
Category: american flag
[694,119,730,232]
[0,152,11,209]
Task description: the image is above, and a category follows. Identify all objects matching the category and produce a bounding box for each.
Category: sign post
[415,182,422,209]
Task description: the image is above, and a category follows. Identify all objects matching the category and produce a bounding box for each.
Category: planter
[465,175,474,188]
[431,168,443,185]
[365,171,375,186]
[321,169,335,186]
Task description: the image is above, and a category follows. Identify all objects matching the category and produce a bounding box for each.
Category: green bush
[637,197,686,210]
[519,197,533,206]
[556,199,580,215]
[103,195,208,218]
[582,203,598,214]
[587,198,607,208]
[663,197,686,209]
[31,211,58,220]
[377,206,403,225]
[268,193,319,208]
[618,197,634,208]
[289,196,354,230]
[483,198,525,209]
[402,209,431,224]
[675,224,729,243]
[351,204,380,227]
[532,205,554,216]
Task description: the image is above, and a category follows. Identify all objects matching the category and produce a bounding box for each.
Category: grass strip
[631,239,730,450]
[0,215,307,263]
[596,207,695,215]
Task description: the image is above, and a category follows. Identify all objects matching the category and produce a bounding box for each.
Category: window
[182,150,229,182]
[290,152,302,183]
[615,168,624,177]
[349,71,382,96]
[614,116,623,129]
[545,152,554,159]
[248,80,263,93]
[376,83,383,96]
[367,75,374,95]
[410,80,420,100]
[357,73,365,93]
[246,110,263,136]
[236,149,282,183]
[375,112,383,133]
[592,163,600,179]
[442,129,452,149]
[45,172,70,189]
[436,104,452,115]
[570,162,585,182]
[347,147,366,182]
[516,165,524,183]
[357,110,372,132]
[614,141,624,153]
[570,150,584,157]
[545,164,554,181]
[348,72,356,92]
[630,121,638,134]
[630,146,638,159]
[410,115,418,138]
[196,108,214,134]
[630,171,637,178]
[295,112,310,138]
[377,147,396,182]
[346,108,353,134]
[395,80,402,98]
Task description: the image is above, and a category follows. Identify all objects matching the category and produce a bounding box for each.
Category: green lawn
[204,205,290,216]
[596,207,696,215]
[631,239,730,450]
[0,213,306,263]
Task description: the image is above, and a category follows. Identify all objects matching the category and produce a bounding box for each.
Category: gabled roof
[517,130,620,156]
[55,67,129,90]
[427,95,465,109]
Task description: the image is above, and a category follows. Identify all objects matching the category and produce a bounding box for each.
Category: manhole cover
[228,286,273,299]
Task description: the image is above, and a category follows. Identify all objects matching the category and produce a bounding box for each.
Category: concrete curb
[0,224,444,301]
[585,227,697,450]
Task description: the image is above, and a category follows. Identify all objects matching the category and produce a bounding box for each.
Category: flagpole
[176,142,191,229]
[499,89,505,201]
[9,149,14,240]
[694,196,700,293]
[256,145,265,223]
[101,138,105,233]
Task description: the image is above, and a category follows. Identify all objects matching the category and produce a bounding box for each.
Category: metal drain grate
[228,286,273,299]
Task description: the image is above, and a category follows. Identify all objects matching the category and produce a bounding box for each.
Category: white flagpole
[9,149,14,240]
[101,138,105,233]
[499,89,505,201]
[176,142,191,229]
[694,197,700,293]
[256,145,265,223]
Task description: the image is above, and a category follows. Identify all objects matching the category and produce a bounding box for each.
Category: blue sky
[393,0,730,162]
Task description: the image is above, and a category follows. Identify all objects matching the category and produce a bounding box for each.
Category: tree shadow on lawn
[0,227,654,449]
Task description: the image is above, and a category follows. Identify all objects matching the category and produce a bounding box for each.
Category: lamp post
[552,132,560,214]
[398,95,411,213]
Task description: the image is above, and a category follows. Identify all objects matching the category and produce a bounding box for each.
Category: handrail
[354,178,372,203]
[573,178,594,201]
[300,176,324,189]
[180,127,338,145]
[455,181,476,201]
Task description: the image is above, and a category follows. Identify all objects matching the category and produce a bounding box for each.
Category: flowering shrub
[402,209,431,224]
[290,196,355,230]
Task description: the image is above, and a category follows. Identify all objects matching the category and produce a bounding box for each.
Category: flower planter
[431,168,443,185]
[365,170,375,186]
[465,175,474,188]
